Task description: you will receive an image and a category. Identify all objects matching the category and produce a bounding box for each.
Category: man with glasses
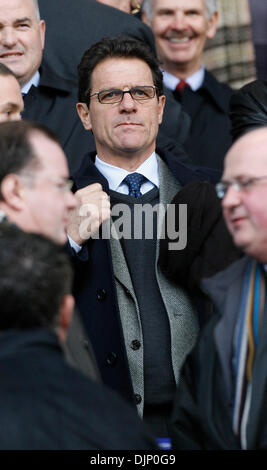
[0,120,77,245]
[171,127,267,449]
[0,119,102,383]
[66,35,220,439]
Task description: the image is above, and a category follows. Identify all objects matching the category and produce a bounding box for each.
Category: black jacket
[173,70,233,170]
[39,0,156,84]
[0,329,156,450]
[159,181,242,296]
[22,64,92,175]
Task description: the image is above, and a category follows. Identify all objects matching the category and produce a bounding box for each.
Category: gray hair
[142,0,218,21]
[31,0,41,21]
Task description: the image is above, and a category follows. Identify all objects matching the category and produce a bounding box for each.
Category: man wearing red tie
[142,0,233,170]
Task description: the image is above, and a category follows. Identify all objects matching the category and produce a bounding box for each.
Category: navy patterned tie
[123,172,146,198]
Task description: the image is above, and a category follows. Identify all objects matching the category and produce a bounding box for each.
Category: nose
[1,27,18,47]
[221,184,242,210]
[172,11,187,30]
[119,91,137,112]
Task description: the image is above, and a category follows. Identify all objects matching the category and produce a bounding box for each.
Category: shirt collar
[163,66,205,92]
[94,152,159,191]
[21,71,40,95]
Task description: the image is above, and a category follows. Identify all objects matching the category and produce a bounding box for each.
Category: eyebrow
[14,17,32,25]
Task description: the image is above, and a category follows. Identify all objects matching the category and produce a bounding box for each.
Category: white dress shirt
[94,151,159,195]
[162,66,205,92]
[69,152,159,252]
[21,71,40,95]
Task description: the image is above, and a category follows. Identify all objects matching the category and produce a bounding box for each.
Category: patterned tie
[123,172,146,198]
[176,80,190,94]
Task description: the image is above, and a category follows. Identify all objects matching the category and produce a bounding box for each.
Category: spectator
[142,0,233,170]
[171,128,267,450]
[0,0,92,174]
[67,36,219,438]
[0,119,100,382]
[0,225,156,450]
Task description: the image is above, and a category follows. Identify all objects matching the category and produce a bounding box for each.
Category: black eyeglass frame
[89,85,158,104]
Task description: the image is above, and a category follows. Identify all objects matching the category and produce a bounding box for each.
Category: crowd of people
[0,0,265,450]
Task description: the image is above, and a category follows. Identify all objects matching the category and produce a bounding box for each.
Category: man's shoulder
[202,70,234,112]
[202,255,249,295]
[157,147,221,185]
[38,63,77,95]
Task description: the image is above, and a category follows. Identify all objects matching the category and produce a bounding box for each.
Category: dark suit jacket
[22,64,92,175]
[173,70,233,170]
[0,329,156,450]
[171,257,267,450]
[68,149,220,405]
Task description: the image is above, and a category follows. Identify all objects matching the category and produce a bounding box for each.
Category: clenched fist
[67,183,111,245]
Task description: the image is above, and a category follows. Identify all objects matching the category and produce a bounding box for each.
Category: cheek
[245,193,267,229]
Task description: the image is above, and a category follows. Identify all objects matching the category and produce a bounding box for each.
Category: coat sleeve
[159,181,242,295]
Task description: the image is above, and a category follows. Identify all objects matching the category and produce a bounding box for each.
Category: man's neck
[163,58,203,81]
[20,71,40,95]
[95,148,156,172]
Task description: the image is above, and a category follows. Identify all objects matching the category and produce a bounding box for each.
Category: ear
[206,11,219,40]
[39,19,46,50]
[0,174,26,211]
[57,294,74,343]
[76,102,92,131]
[157,95,165,125]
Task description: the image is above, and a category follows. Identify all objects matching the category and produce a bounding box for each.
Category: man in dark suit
[65,36,220,439]
[0,225,156,450]
[171,128,267,450]
[142,0,233,170]
[0,0,93,174]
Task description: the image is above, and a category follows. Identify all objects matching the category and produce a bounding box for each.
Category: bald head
[221,128,267,262]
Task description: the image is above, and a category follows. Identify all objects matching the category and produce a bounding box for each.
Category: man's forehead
[154,0,206,13]
[29,131,65,166]
[0,0,37,21]
[91,57,153,88]
[0,75,22,104]
[224,130,267,177]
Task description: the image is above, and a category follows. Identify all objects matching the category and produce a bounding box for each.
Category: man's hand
[67,183,111,245]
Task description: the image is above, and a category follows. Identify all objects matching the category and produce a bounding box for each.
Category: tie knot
[123,172,146,198]
[176,80,190,94]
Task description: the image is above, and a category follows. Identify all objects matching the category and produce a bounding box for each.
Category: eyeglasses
[19,173,74,193]
[216,176,267,199]
[89,86,157,104]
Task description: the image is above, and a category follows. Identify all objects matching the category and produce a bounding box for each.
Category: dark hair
[0,120,60,200]
[0,225,73,330]
[77,36,163,105]
[0,63,17,79]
